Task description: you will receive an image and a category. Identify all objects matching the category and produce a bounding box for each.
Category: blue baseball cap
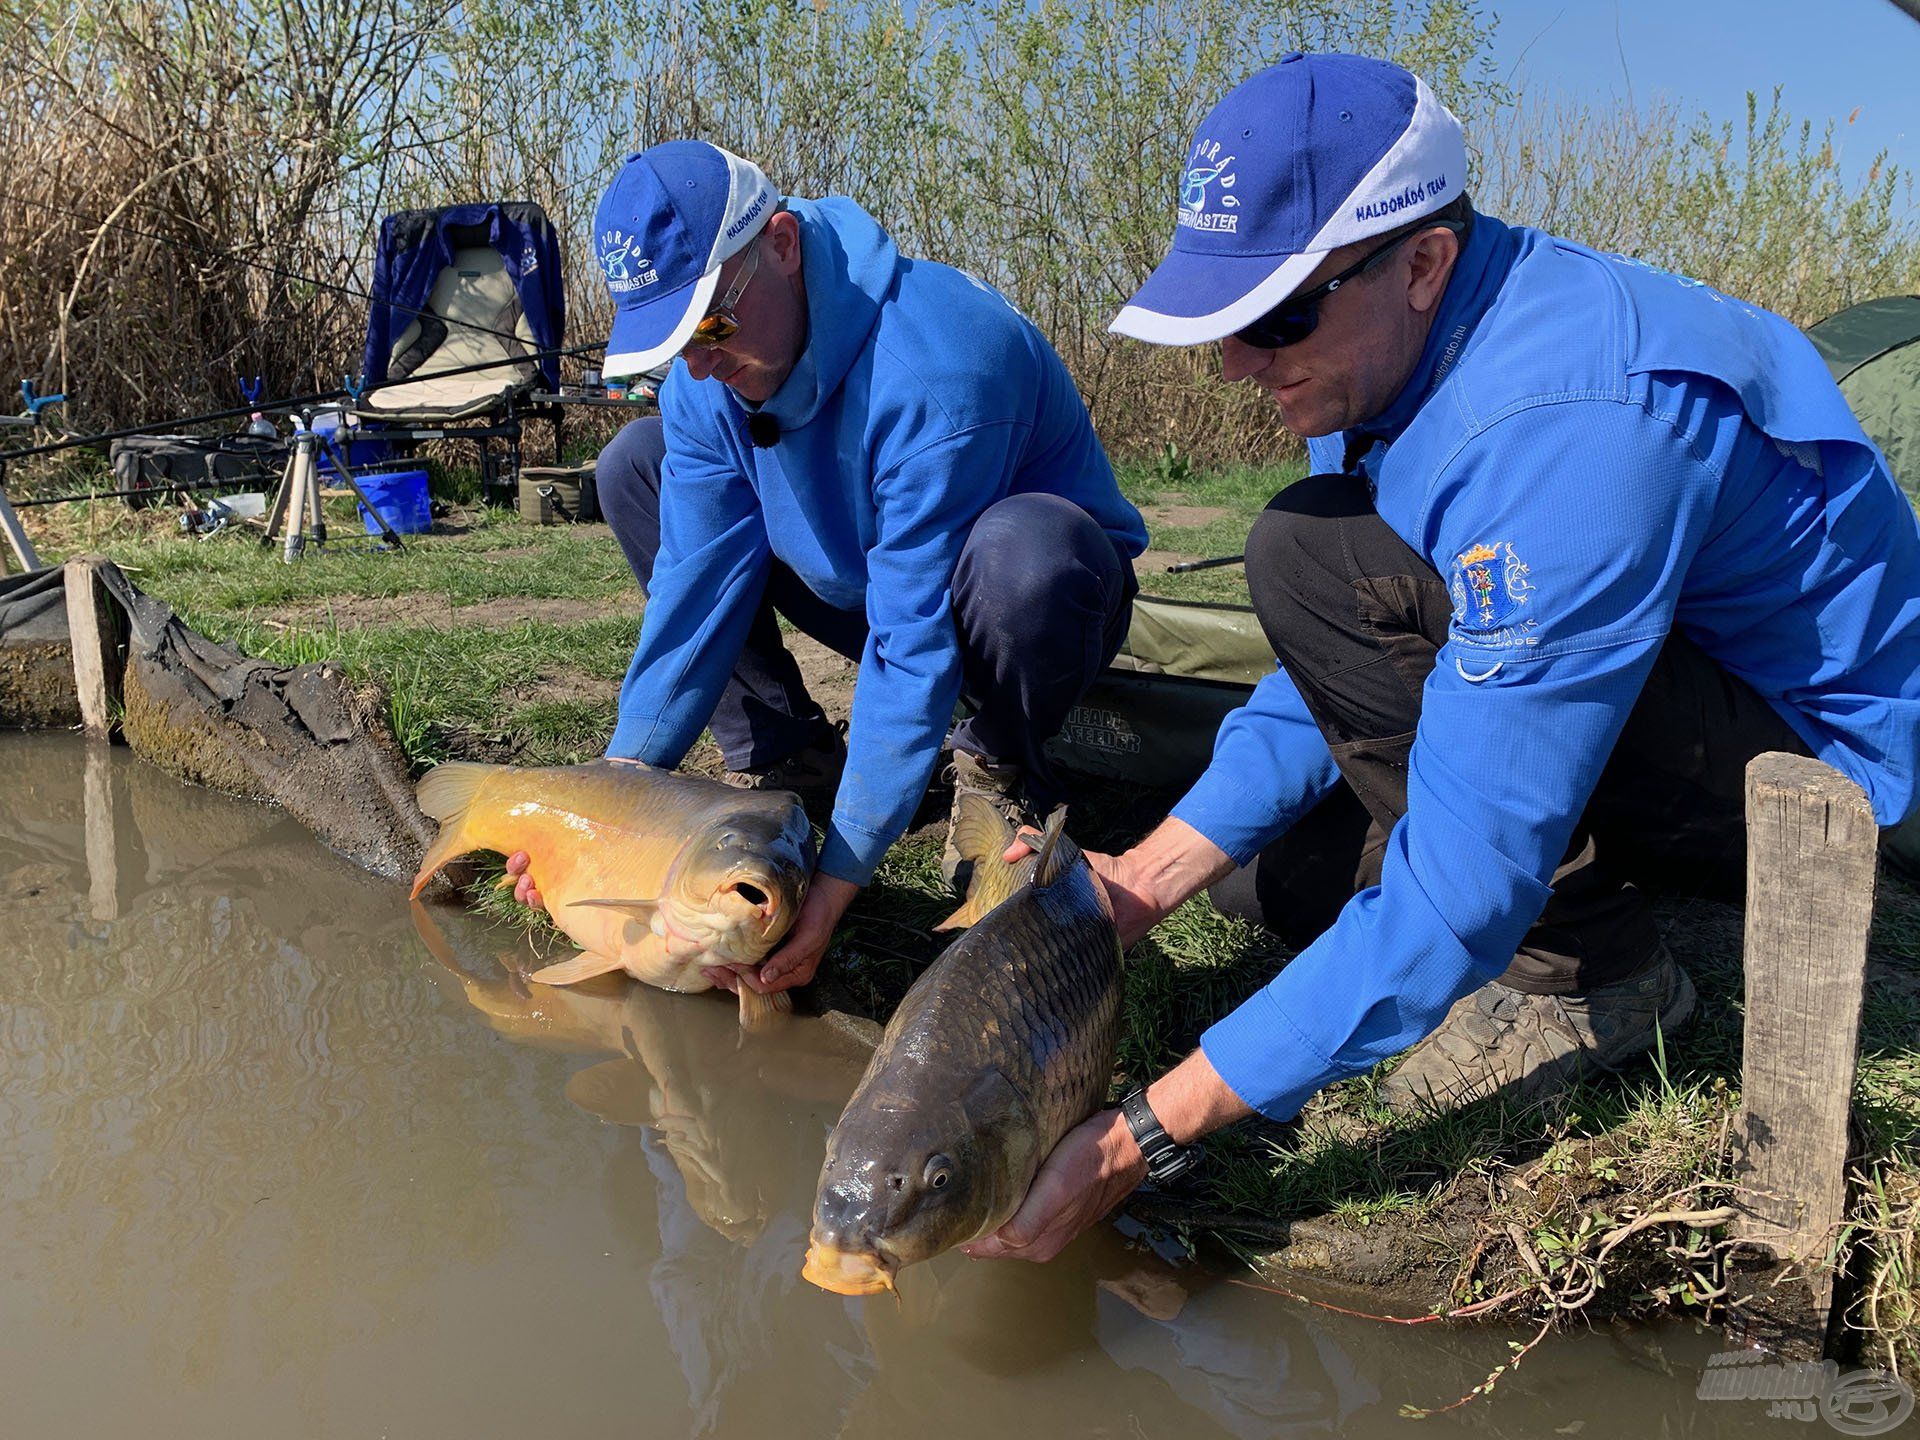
[1112,53,1468,346]
[595,140,781,377]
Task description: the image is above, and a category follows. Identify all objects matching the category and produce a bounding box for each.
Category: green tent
[1805,294,1920,504]
[1805,295,1920,872]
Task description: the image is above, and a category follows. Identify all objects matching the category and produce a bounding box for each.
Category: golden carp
[408,760,812,1028]
[802,800,1122,1295]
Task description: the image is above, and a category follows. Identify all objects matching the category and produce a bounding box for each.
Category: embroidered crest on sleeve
[1448,541,1538,648]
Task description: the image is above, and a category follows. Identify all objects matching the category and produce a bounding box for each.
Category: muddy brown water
[2,734,1786,1437]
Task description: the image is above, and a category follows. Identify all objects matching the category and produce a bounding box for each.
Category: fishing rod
[0,338,607,465]
[1165,554,1246,573]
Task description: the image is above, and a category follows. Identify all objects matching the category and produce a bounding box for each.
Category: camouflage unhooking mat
[0,560,437,884]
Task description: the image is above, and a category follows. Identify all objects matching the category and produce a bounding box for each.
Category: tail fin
[737,983,795,1032]
[409,761,499,898]
[934,791,1024,931]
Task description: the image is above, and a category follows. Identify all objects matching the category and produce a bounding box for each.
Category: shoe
[1375,944,1698,1115]
[722,723,846,821]
[941,749,1036,889]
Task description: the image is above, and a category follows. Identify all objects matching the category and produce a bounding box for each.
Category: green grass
[1109,457,1302,607]
[1111,455,1308,516]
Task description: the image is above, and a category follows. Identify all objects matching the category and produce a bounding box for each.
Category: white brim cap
[1112,62,1468,346]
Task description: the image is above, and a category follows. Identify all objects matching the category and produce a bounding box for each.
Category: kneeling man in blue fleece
[964,52,1920,1263]
[509,141,1146,992]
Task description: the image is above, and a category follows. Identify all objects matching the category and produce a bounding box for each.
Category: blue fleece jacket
[608,197,1146,883]
[1176,212,1920,1121]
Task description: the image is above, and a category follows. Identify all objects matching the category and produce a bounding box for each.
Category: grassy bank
[20,474,1920,1371]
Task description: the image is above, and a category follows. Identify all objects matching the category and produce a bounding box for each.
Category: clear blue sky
[1484,0,1917,184]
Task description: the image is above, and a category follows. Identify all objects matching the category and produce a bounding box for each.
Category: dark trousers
[1208,473,1810,995]
[596,416,1138,803]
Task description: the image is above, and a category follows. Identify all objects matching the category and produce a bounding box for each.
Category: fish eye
[923,1155,952,1190]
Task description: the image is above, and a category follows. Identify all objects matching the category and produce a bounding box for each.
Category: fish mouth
[717,873,781,928]
[801,1237,898,1297]
[719,860,805,928]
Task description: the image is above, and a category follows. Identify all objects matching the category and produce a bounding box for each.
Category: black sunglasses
[1232,218,1467,350]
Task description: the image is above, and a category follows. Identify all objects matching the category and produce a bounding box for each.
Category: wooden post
[63,556,124,737]
[83,737,120,923]
[1729,751,1878,1354]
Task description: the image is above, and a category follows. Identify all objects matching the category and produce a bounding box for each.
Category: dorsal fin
[1032,806,1075,889]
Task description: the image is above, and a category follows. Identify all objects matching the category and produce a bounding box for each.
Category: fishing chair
[354,201,566,502]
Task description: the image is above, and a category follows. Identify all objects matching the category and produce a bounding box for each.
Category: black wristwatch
[1120,1087,1201,1183]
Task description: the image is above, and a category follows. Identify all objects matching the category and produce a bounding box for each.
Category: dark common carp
[408,760,812,1028]
[802,800,1123,1295]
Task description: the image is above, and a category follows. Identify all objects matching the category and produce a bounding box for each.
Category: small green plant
[1151,441,1194,489]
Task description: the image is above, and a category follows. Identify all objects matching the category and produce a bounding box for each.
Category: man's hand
[960,1109,1145,1263]
[706,872,859,996]
[963,1049,1251,1265]
[504,851,543,911]
[1002,815,1233,949]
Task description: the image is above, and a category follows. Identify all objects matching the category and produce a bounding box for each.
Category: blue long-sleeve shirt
[1177,213,1920,1120]
[608,197,1146,883]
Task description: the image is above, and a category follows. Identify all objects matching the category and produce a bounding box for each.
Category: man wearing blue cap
[964,51,1920,1264]
[517,140,1146,990]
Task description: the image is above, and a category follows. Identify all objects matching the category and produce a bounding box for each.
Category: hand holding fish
[959,1109,1145,1263]
[963,1050,1253,1264]
[504,850,543,910]
[410,759,814,1029]
[1001,815,1232,949]
[749,873,858,993]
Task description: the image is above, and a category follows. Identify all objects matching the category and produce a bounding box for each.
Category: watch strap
[1120,1087,1199,1182]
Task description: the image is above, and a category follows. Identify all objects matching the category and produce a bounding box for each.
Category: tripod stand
[261,407,405,560]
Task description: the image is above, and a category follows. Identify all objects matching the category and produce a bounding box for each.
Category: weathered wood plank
[83,736,119,923]
[1730,751,1877,1346]
[63,555,125,736]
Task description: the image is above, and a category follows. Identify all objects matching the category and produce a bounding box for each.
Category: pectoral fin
[528,950,627,986]
[736,984,794,1032]
[934,791,1029,931]
[564,1059,656,1125]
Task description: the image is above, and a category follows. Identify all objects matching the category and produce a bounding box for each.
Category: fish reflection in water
[414,901,1388,1437]
[414,900,867,1244]
[3,738,1731,1440]
[414,899,876,1433]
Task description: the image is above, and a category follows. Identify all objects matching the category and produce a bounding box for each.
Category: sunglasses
[685,240,763,349]
[1232,218,1466,350]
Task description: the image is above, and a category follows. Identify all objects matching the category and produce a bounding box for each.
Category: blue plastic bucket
[311,410,390,474]
[357,468,432,536]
